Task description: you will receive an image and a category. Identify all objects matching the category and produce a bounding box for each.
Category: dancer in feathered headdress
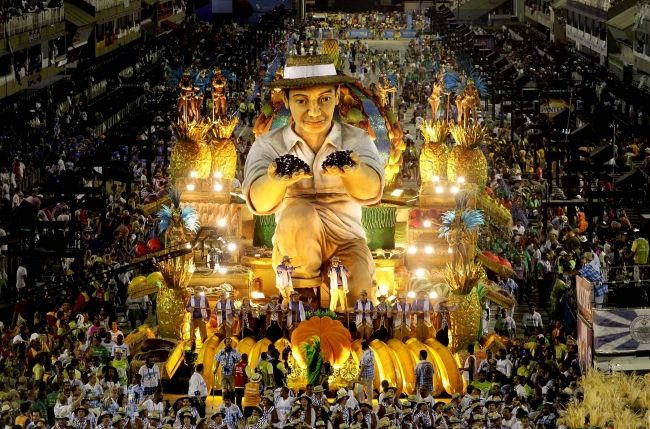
[157,188,200,248]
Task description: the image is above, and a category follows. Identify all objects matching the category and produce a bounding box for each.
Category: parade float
[124,42,518,394]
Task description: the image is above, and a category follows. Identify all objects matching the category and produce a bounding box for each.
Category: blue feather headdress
[157,188,200,235]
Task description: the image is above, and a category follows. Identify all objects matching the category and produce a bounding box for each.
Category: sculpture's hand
[267,161,312,186]
[322,151,360,177]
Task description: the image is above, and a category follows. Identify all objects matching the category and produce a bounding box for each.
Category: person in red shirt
[233,353,249,409]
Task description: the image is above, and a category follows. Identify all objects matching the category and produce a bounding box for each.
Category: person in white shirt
[513,376,528,399]
[16,262,27,294]
[188,364,208,417]
[495,350,513,379]
[139,357,161,397]
[521,304,543,336]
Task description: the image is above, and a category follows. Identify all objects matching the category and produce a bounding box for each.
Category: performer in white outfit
[391,293,411,341]
[355,289,374,340]
[214,291,237,338]
[283,291,306,336]
[186,288,210,350]
[275,255,295,303]
[328,256,349,312]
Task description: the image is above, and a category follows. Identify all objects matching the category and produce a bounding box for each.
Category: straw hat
[269,55,355,89]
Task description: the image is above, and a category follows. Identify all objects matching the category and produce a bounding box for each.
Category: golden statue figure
[211,69,228,120]
[462,81,480,128]
[428,78,444,121]
[375,72,397,109]
[243,55,384,303]
[178,72,196,124]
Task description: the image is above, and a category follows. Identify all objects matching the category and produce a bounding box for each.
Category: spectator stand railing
[0,7,64,38]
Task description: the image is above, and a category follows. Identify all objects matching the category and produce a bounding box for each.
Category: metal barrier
[604,264,650,284]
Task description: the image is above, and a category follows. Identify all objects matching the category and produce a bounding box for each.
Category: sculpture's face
[284,85,340,139]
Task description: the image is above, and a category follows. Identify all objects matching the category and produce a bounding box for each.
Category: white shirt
[496,358,513,378]
[188,372,208,397]
[514,384,528,398]
[243,122,385,241]
[522,311,543,328]
[139,364,161,388]
[16,265,27,290]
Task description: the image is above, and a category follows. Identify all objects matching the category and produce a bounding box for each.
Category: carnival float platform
[124,41,518,395]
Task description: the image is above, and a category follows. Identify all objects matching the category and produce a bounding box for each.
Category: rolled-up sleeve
[242,135,281,215]
[345,126,385,205]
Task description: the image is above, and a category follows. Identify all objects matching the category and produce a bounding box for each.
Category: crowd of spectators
[0,5,649,429]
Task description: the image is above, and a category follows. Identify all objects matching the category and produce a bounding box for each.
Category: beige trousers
[191,318,207,344]
[330,287,349,312]
[272,198,375,302]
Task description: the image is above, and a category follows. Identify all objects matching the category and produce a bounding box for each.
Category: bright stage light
[457,176,465,184]
[407,245,418,254]
[425,245,434,254]
[227,242,237,252]
[423,220,432,228]
[390,189,404,197]
[448,247,453,254]
[450,185,459,194]
[251,291,265,300]
[217,218,227,227]
[407,291,416,299]
[189,171,198,178]
[414,268,426,278]
[186,183,195,191]
[218,267,227,274]
[213,171,223,179]
[429,291,439,299]
[435,185,444,194]
[432,175,440,183]
[213,183,224,192]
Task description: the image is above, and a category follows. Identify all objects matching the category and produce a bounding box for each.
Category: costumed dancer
[238,298,258,339]
[328,256,349,312]
[391,293,411,341]
[284,291,306,337]
[275,255,296,303]
[355,289,374,340]
[263,295,283,342]
[186,288,210,350]
[374,295,391,341]
[411,290,434,342]
[214,290,237,339]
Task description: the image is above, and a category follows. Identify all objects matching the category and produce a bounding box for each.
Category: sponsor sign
[577,315,593,372]
[576,275,593,322]
[593,308,650,354]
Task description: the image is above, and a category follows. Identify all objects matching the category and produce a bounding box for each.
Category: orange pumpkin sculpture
[290,317,352,367]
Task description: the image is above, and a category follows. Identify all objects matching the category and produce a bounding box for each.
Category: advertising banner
[577,315,593,372]
[576,275,593,322]
[384,30,395,39]
[401,30,418,38]
[593,308,650,354]
[348,29,370,39]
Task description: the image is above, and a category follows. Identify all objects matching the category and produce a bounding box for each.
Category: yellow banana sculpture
[237,337,257,360]
[200,336,221,392]
[194,337,462,396]
[387,339,417,395]
[248,338,272,371]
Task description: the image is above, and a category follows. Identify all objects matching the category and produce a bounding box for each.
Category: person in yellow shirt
[243,373,262,411]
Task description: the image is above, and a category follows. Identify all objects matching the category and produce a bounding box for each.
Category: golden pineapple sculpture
[448,124,488,186]
[170,120,213,180]
[419,120,449,183]
[210,117,239,180]
[439,195,486,353]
